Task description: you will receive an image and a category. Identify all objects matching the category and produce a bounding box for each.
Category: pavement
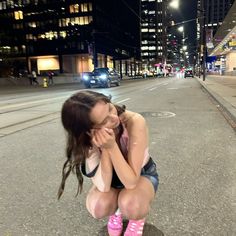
[1,73,236,129]
[196,74,236,130]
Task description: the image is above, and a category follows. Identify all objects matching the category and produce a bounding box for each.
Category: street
[0,77,236,236]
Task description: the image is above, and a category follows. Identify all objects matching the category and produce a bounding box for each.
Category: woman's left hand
[91,128,116,149]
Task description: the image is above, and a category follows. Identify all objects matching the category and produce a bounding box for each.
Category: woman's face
[90,101,120,129]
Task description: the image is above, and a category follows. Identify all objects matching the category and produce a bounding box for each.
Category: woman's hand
[91,128,116,149]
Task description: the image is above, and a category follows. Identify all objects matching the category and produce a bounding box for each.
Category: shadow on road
[97,219,164,236]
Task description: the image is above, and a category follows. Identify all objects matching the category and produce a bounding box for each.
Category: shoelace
[124,219,145,235]
[108,214,123,229]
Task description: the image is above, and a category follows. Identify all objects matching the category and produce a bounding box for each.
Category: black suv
[184,69,194,78]
[83,68,121,88]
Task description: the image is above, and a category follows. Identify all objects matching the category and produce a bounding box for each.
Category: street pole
[202,9,206,81]
[198,0,206,81]
[162,0,167,76]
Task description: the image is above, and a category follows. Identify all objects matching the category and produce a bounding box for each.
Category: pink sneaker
[107,214,123,236]
[124,219,145,236]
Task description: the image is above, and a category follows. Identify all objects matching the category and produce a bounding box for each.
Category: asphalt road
[0,77,236,236]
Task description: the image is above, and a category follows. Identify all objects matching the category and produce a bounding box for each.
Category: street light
[178,26,186,67]
[178,26,184,32]
[169,0,179,9]
[162,0,180,76]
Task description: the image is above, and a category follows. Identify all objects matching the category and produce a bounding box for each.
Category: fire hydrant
[43,78,48,88]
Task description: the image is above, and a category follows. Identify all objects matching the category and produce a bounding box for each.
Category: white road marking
[146,81,169,91]
[149,87,157,91]
[116,98,131,104]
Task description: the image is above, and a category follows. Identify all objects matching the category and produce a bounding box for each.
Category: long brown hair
[58,90,125,199]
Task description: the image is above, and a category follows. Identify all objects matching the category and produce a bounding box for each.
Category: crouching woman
[58,91,159,236]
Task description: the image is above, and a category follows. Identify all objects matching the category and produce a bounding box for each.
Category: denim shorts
[110,157,159,193]
[82,157,159,193]
[140,157,159,193]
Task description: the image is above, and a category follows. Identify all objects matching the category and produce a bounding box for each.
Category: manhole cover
[140,111,176,118]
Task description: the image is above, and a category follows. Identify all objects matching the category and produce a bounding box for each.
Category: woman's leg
[86,185,120,219]
[118,177,155,220]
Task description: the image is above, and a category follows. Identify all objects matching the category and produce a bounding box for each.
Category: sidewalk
[196,74,236,128]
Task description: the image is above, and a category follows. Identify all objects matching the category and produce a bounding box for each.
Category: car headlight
[83,75,89,80]
[99,74,107,80]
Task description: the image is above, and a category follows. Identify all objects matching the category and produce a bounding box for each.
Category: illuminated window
[141,46,148,50]
[148,46,156,50]
[45,31,58,40]
[81,3,88,12]
[70,4,79,13]
[149,11,155,14]
[28,22,37,28]
[60,31,67,38]
[74,16,92,25]
[14,11,23,20]
[141,28,148,32]
[70,3,92,13]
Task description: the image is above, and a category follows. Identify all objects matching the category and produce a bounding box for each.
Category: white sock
[115,208,121,216]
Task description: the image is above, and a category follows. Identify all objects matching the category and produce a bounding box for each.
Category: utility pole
[198,0,206,81]
[202,10,206,81]
[162,0,167,76]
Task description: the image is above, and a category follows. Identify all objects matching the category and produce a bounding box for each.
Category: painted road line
[116,98,131,104]
[149,87,157,91]
[146,81,169,91]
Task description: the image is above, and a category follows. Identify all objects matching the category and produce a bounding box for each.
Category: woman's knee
[118,193,149,219]
[86,190,118,219]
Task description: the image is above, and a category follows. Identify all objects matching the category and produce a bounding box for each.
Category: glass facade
[0,0,140,75]
[141,0,163,68]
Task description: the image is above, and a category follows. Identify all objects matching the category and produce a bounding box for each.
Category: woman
[58,90,159,236]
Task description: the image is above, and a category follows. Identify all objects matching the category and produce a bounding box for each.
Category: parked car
[184,69,194,78]
[82,68,121,88]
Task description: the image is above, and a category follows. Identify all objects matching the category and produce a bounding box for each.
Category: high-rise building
[0,0,140,76]
[198,0,235,37]
[140,0,164,70]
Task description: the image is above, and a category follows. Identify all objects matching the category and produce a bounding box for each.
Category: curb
[195,77,236,130]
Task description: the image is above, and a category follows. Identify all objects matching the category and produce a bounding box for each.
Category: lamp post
[162,0,180,76]
[178,26,186,67]
[197,2,206,81]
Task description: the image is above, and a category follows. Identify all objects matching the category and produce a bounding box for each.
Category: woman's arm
[84,145,113,192]
[91,149,113,192]
[106,114,148,189]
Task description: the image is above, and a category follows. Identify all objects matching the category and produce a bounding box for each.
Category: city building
[204,0,234,35]
[140,0,164,71]
[209,0,236,76]
[0,0,141,77]
[197,0,235,76]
